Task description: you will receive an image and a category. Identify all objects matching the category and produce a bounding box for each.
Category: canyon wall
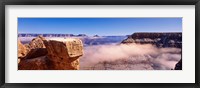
[121,32,182,48]
[121,32,182,70]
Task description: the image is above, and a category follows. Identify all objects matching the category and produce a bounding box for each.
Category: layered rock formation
[18,36,83,70]
[121,32,182,48]
[18,33,87,37]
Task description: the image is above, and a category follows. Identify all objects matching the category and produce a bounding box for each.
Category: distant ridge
[122,32,182,48]
[18,33,87,37]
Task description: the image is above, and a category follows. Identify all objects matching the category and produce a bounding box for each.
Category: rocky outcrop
[19,56,49,70]
[18,40,28,63]
[93,35,100,37]
[18,36,83,70]
[26,36,46,51]
[174,59,182,70]
[43,39,83,70]
[121,32,182,48]
[18,40,27,58]
[18,36,47,61]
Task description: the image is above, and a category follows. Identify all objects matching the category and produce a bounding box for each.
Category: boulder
[18,36,84,70]
[43,38,83,70]
[18,40,27,59]
[27,36,46,51]
[19,36,47,60]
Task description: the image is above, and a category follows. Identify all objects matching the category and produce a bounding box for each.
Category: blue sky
[18,18,182,36]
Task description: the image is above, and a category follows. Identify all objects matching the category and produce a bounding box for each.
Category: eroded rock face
[24,48,48,59]
[18,36,47,60]
[26,36,46,51]
[19,56,49,70]
[18,40,28,59]
[43,38,83,70]
[18,36,83,70]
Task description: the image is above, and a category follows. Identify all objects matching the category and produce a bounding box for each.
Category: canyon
[18,32,182,70]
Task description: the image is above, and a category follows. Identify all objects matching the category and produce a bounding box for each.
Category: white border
[5,5,195,83]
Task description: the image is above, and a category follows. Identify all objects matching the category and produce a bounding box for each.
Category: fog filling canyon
[80,44,181,70]
[18,33,182,70]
